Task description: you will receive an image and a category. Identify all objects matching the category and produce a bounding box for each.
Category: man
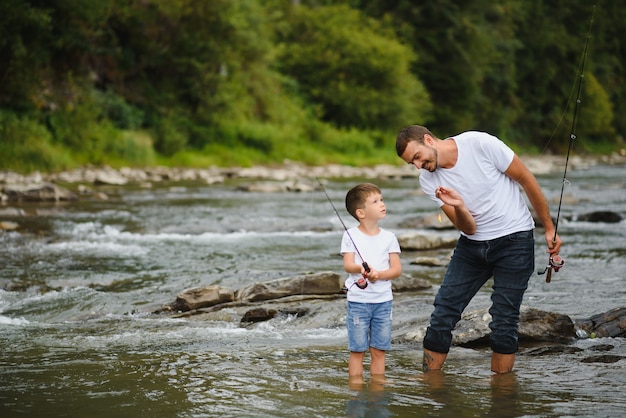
[396,125,562,374]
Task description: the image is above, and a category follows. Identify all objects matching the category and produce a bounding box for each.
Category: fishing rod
[539,5,596,283]
[316,177,370,290]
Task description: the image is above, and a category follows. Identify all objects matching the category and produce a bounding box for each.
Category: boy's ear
[356,207,366,219]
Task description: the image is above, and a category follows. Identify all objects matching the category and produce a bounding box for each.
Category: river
[1,161,625,417]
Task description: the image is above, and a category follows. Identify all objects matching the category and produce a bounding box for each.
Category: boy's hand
[360,262,371,277]
[366,269,380,282]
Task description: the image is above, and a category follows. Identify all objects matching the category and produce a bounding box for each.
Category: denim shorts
[347,300,393,352]
[423,230,535,355]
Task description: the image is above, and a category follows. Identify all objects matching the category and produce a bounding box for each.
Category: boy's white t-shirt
[419,131,535,241]
[340,227,401,303]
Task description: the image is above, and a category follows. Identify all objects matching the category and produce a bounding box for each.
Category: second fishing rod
[538,5,596,283]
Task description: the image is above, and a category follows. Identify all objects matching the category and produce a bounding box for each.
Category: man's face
[400,137,438,172]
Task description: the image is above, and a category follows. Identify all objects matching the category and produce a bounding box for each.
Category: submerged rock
[521,345,584,356]
[576,211,623,223]
[240,307,310,324]
[580,355,625,363]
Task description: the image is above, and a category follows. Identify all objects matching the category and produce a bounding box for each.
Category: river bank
[2,153,626,188]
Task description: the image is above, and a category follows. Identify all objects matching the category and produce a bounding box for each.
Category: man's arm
[437,186,477,235]
[505,155,562,254]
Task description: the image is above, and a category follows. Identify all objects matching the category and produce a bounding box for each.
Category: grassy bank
[1,110,622,175]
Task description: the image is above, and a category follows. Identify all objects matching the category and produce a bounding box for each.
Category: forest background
[1,0,623,173]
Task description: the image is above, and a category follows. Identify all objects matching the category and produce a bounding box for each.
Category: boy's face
[358,192,386,221]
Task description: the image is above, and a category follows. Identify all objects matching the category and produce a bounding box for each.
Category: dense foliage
[0,0,623,172]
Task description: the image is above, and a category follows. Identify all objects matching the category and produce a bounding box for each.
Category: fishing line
[539,5,596,283]
[315,177,370,290]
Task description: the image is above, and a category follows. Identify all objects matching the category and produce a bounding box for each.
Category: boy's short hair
[345,183,381,221]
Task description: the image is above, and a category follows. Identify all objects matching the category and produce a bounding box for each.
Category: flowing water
[1,162,625,417]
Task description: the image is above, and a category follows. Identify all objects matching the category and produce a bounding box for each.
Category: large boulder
[399,213,456,230]
[171,285,235,312]
[397,232,458,251]
[2,182,78,202]
[444,308,577,347]
[575,307,626,338]
[235,271,344,302]
[518,307,576,343]
[391,275,432,292]
[158,272,431,316]
[94,170,128,186]
[401,306,576,346]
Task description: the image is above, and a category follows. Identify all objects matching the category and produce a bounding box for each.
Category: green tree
[0,0,53,108]
[586,2,626,141]
[277,4,431,131]
[350,0,515,135]
[106,0,289,154]
[576,72,615,145]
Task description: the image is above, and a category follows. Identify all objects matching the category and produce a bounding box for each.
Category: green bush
[44,94,156,167]
[104,131,156,167]
[152,111,190,157]
[577,72,616,143]
[0,111,72,173]
[94,90,144,130]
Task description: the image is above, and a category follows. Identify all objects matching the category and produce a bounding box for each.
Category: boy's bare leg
[423,348,447,371]
[349,351,365,377]
[491,352,515,374]
[348,374,365,390]
[369,347,386,376]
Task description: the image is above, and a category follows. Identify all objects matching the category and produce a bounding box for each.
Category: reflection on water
[346,375,391,418]
[488,372,520,417]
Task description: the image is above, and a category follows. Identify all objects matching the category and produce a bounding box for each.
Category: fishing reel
[355,277,368,289]
[347,262,370,291]
[342,276,368,293]
[538,254,565,283]
[354,262,371,289]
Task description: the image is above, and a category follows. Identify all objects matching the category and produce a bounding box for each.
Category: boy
[341,183,402,383]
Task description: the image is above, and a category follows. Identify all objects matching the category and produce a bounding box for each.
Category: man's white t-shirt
[340,227,401,303]
[419,131,535,241]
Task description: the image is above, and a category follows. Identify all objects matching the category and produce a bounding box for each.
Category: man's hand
[435,186,464,207]
[545,231,562,255]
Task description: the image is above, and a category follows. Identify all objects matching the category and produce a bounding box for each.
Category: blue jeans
[347,300,393,352]
[423,230,535,355]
